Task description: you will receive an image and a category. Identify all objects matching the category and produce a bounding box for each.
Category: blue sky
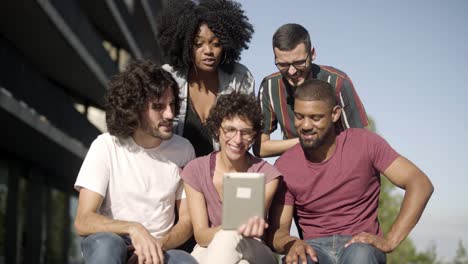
[237,0,468,260]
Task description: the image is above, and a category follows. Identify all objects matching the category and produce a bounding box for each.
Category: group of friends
[73,0,434,263]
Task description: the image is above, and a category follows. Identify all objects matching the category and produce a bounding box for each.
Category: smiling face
[139,88,176,141]
[294,99,341,151]
[274,43,313,87]
[218,115,255,161]
[192,23,223,72]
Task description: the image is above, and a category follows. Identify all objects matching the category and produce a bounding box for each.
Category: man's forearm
[160,218,193,250]
[75,211,137,237]
[267,226,299,254]
[256,138,299,158]
[385,175,433,250]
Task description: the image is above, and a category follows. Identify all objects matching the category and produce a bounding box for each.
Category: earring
[221,52,227,64]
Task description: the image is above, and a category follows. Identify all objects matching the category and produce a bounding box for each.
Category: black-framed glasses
[220,126,255,141]
[275,53,310,72]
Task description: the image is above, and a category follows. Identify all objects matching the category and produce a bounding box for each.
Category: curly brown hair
[206,92,263,142]
[104,60,179,138]
[157,0,254,74]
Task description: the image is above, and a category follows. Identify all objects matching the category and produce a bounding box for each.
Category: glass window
[44,188,67,264]
[0,159,8,263]
[68,196,82,264]
[16,174,28,264]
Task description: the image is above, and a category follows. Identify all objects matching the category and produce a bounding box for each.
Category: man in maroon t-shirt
[267,79,433,264]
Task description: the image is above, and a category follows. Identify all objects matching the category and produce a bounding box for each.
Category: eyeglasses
[275,53,310,72]
[220,126,255,141]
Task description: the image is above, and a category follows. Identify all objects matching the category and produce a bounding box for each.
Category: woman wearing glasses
[157,0,254,157]
[180,92,280,264]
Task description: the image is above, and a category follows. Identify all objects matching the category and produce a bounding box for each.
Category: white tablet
[222,172,265,230]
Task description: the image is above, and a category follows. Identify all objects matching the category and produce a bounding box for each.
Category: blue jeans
[81,232,197,264]
[300,235,386,264]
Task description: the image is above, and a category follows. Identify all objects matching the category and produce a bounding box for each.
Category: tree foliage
[370,117,439,263]
[454,240,468,264]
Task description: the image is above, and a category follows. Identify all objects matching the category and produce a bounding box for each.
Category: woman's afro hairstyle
[157,0,254,74]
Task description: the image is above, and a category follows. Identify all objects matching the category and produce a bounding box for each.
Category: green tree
[370,117,438,264]
[412,241,440,264]
[453,240,468,264]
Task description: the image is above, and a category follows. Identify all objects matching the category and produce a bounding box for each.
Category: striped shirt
[258,63,368,138]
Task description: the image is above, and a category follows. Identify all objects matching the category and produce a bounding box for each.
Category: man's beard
[299,124,333,152]
[141,117,173,141]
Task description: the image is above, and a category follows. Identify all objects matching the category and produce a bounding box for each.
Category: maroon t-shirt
[274,128,399,240]
[181,152,282,227]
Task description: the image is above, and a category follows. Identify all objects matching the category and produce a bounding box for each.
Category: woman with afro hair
[158,0,255,158]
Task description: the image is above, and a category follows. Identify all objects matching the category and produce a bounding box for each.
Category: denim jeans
[301,235,386,264]
[81,232,197,264]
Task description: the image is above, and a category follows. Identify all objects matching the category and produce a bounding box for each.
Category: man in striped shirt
[254,23,368,157]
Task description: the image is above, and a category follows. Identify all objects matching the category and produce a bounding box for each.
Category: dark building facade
[0,0,163,263]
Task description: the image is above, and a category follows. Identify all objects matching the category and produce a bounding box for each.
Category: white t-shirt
[74,133,195,238]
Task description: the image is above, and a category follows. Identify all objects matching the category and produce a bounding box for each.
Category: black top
[182,98,214,157]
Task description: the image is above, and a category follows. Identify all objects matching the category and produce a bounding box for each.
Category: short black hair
[206,92,263,142]
[272,23,311,51]
[294,79,337,107]
[104,60,180,138]
[157,0,254,74]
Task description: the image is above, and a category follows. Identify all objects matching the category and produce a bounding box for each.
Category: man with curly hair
[254,23,369,158]
[158,0,255,157]
[73,60,197,264]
